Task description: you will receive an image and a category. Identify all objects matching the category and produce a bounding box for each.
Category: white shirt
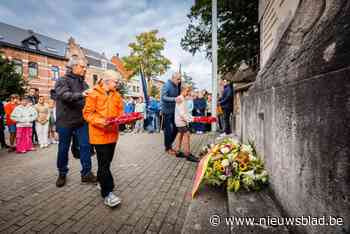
[175,95,193,127]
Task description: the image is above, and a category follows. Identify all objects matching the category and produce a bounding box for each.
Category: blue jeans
[163,113,177,151]
[148,112,160,132]
[57,124,91,176]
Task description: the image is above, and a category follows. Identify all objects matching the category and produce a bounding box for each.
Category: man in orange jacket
[83,71,124,208]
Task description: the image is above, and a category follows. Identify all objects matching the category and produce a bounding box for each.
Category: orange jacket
[4,103,17,125]
[83,84,124,145]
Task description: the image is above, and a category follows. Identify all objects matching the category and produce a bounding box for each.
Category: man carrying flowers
[83,70,123,208]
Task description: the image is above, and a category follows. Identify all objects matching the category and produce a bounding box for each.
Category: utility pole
[211,0,218,132]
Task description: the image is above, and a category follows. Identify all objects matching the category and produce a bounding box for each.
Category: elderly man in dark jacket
[54,56,97,187]
[219,79,234,135]
[161,72,181,155]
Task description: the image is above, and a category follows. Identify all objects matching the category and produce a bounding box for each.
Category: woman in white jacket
[11,97,38,153]
[174,85,199,162]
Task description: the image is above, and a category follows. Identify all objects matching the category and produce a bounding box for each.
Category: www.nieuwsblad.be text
[209,215,344,227]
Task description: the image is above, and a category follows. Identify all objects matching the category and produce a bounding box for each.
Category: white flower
[227,153,235,161]
[241,170,254,177]
[219,175,227,180]
[248,153,257,161]
[221,159,230,168]
[241,144,253,154]
[232,162,238,169]
[259,170,267,177]
[220,147,231,154]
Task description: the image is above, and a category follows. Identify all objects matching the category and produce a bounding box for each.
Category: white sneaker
[104,192,121,207]
[40,144,44,149]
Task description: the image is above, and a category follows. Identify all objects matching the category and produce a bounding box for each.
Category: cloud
[0,0,212,90]
[0,5,15,18]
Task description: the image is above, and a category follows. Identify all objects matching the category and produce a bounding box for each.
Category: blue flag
[140,66,149,106]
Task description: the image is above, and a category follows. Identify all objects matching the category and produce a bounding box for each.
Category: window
[12,59,23,75]
[133,86,136,92]
[28,43,37,50]
[137,86,140,92]
[51,66,59,81]
[28,62,38,79]
[101,60,107,70]
[93,74,98,85]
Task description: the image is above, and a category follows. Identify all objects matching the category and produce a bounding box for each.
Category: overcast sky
[0,0,212,90]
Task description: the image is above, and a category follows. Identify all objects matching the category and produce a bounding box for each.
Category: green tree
[123,30,171,94]
[150,85,160,98]
[181,0,259,74]
[0,56,26,100]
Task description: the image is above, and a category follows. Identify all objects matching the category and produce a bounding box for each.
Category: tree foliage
[0,56,26,100]
[150,85,160,98]
[181,0,259,74]
[123,30,171,80]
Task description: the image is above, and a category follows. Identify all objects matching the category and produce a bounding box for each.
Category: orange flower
[236,152,249,164]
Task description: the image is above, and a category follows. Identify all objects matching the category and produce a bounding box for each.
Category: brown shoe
[7,147,15,153]
[166,149,177,156]
[81,172,98,183]
[56,175,66,187]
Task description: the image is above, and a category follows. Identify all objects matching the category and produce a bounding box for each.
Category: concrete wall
[242,1,350,233]
[259,0,300,68]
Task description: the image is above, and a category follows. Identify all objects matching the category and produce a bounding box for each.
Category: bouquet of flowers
[106,112,143,125]
[192,138,268,197]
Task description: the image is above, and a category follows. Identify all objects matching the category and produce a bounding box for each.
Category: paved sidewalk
[0,133,211,234]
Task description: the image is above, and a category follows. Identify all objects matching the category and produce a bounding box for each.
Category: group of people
[0,88,58,154]
[160,72,234,163]
[0,54,234,209]
[122,96,161,133]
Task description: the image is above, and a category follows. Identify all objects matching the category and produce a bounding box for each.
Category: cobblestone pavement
[0,132,211,234]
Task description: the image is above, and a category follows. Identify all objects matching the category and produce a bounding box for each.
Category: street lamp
[211,0,218,132]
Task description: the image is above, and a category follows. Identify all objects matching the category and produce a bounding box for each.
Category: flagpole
[211,0,218,132]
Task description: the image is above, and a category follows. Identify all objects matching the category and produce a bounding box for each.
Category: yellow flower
[239,162,248,171]
[214,160,225,173]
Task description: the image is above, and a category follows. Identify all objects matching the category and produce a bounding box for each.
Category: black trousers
[94,143,116,198]
[32,122,38,144]
[163,113,177,151]
[223,110,232,135]
[0,124,6,147]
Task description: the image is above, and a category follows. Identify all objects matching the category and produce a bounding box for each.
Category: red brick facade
[0,47,67,97]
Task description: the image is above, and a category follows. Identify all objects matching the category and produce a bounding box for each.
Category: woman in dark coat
[219,79,234,135]
[192,91,207,134]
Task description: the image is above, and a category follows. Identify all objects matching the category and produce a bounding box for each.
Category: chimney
[68,37,75,45]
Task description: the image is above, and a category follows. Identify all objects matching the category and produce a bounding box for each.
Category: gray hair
[66,55,85,69]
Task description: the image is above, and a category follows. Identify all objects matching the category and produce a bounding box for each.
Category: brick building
[0,22,122,97]
[111,54,133,80]
[0,22,67,96]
